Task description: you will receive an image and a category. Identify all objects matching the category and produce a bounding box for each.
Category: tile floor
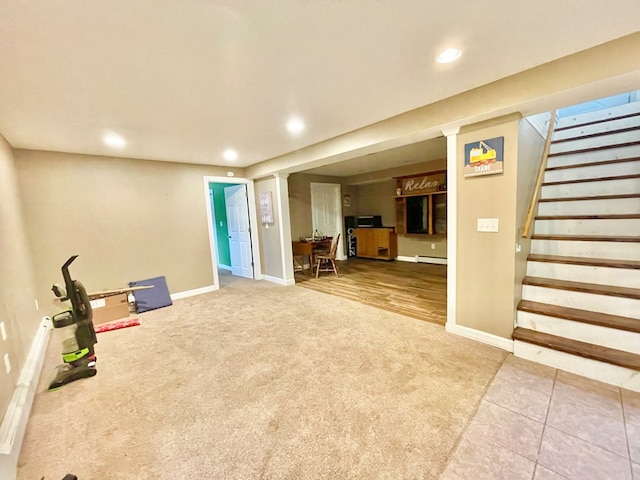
[441,355,640,480]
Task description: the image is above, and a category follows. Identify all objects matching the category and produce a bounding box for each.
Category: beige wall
[15,149,236,313]
[353,162,449,259]
[287,173,356,242]
[514,119,547,310]
[0,137,41,421]
[455,115,523,338]
[254,177,284,279]
[357,181,395,225]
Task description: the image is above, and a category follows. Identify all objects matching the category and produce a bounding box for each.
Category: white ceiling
[1,1,639,172]
[303,136,447,178]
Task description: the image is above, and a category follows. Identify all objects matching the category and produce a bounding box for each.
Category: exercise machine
[48,255,98,390]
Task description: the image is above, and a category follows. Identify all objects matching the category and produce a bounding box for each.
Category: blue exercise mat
[128,276,173,313]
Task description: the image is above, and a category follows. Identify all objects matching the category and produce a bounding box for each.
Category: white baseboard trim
[218,265,232,271]
[396,255,448,265]
[263,274,295,286]
[446,322,514,352]
[0,317,52,480]
[170,285,217,301]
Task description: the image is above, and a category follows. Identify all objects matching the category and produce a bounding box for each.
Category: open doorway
[203,176,262,289]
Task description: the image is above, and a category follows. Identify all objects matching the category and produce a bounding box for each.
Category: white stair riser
[550,130,640,155]
[553,114,640,141]
[526,261,640,289]
[531,239,640,260]
[534,218,640,236]
[517,311,640,354]
[538,198,640,216]
[521,284,640,319]
[555,102,640,130]
[547,145,640,169]
[541,178,640,198]
[544,161,640,183]
[513,341,640,392]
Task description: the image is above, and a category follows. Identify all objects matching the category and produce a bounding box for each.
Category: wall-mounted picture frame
[259,191,275,225]
[463,136,504,177]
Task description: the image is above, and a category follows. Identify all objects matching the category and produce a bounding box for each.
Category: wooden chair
[315,234,340,278]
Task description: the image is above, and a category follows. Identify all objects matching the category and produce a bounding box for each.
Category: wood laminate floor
[295,257,447,325]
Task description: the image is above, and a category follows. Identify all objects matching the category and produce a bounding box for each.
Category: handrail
[522,110,557,238]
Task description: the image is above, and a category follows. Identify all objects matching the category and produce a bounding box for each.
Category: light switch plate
[477,218,499,232]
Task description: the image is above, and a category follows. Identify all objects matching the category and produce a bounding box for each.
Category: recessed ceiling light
[437,48,462,64]
[286,117,305,135]
[223,149,238,161]
[103,132,126,148]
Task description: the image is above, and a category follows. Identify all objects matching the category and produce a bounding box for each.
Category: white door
[224,184,254,278]
[310,182,345,260]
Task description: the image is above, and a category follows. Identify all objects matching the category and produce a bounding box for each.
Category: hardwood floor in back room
[295,257,447,325]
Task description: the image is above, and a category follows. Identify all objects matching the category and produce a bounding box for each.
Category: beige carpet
[18,274,507,479]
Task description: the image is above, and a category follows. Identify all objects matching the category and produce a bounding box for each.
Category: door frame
[208,187,231,271]
[202,176,262,289]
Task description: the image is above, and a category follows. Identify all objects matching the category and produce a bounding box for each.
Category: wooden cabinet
[354,228,397,260]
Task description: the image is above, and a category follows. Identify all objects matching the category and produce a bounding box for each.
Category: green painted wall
[209,183,233,267]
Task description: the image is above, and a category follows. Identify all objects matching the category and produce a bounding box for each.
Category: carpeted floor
[18,275,507,479]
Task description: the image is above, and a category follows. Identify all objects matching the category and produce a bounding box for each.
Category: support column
[274,173,295,286]
[443,127,459,333]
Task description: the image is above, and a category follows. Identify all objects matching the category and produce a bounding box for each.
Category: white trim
[443,127,459,333]
[170,285,217,301]
[446,323,514,352]
[202,176,221,290]
[274,173,294,285]
[396,255,448,265]
[262,274,295,286]
[245,181,263,280]
[0,317,52,480]
[218,264,232,271]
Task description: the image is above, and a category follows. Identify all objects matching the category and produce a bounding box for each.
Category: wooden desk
[292,239,331,274]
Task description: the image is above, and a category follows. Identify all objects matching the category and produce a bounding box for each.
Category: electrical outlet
[431,243,436,249]
[0,322,6,341]
[4,353,10,374]
[219,221,223,227]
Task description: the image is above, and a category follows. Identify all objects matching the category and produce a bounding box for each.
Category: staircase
[513,101,640,390]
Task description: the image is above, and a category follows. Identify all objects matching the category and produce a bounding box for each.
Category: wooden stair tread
[523,276,640,299]
[554,111,640,132]
[531,234,640,243]
[535,214,640,220]
[551,125,640,144]
[547,140,640,157]
[518,300,640,333]
[527,254,640,270]
[546,156,640,171]
[512,327,640,370]
[539,193,640,203]
[542,173,640,186]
